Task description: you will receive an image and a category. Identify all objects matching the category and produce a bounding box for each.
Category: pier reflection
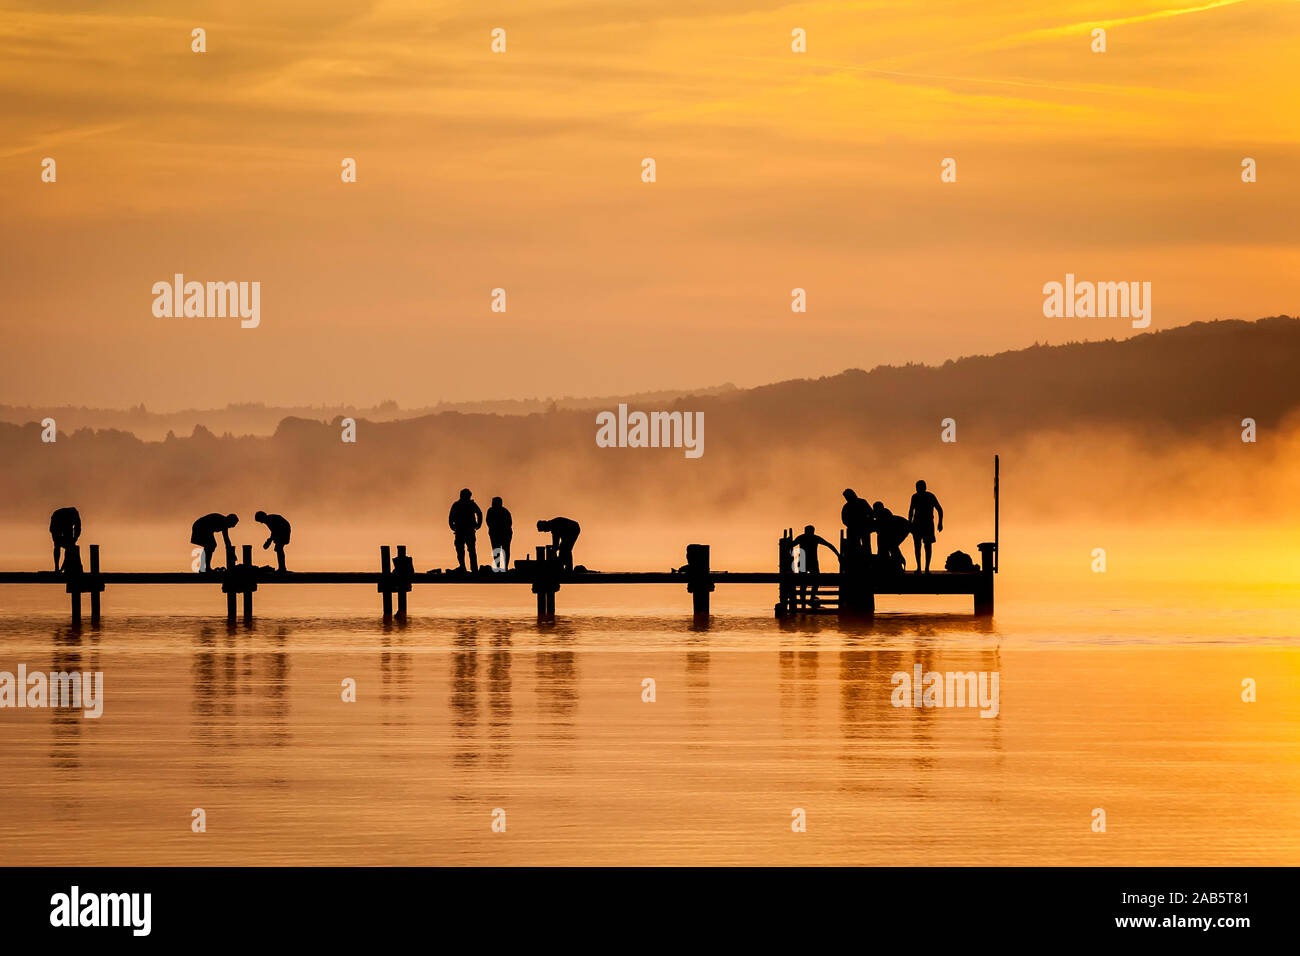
[48,625,99,820]
[190,622,291,786]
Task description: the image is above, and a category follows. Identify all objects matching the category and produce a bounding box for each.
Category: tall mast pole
[994,454,1000,573]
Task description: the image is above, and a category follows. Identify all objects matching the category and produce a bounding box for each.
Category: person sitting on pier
[537,516,581,573]
[792,524,839,606]
[448,488,483,573]
[907,480,944,573]
[841,489,873,559]
[191,512,238,572]
[486,496,512,571]
[255,510,292,573]
[872,502,912,572]
[49,506,81,573]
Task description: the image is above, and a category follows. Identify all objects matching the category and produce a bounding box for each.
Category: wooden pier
[0,537,996,626]
[1,459,1001,626]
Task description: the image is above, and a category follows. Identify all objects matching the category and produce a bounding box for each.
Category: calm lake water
[1,580,1297,865]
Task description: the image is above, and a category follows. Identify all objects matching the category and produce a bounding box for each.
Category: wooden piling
[685,544,712,618]
[395,545,410,620]
[775,529,793,617]
[68,544,82,626]
[241,544,254,624]
[838,530,874,617]
[89,544,101,625]
[975,542,996,617]
[532,545,558,619]
[380,545,392,621]
[544,545,556,617]
[534,546,546,617]
[224,544,237,623]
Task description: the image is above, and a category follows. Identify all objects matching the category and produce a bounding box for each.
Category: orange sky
[1,0,1297,409]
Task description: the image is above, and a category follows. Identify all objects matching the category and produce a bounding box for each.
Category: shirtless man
[907,480,944,573]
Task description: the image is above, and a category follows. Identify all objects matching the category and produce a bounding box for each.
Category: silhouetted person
[872,502,912,571]
[49,506,81,572]
[537,517,581,572]
[191,512,238,572]
[255,510,292,572]
[448,488,483,572]
[486,496,512,571]
[841,489,872,557]
[907,480,944,573]
[792,524,839,604]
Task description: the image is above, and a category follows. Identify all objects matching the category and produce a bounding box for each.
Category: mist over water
[3,463,1298,864]
[3,323,1299,865]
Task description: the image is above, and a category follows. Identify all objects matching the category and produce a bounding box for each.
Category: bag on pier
[944,550,976,572]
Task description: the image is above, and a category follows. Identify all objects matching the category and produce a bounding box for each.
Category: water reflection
[445,622,518,772]
[486,623,513,768]
[379,627,412,727]
[190,622,291,787]
[535,625,578,774]
[7,606,1281,866]
[450,623,480,769]
[48,624,98,820]
[683,635,711,745]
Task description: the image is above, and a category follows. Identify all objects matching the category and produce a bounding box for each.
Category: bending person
[871,502,912,572]
[49,506,81,572]
[537,516,581,572]
[191,512,238,572]
[841,489,872,558]
[255,510,292,572]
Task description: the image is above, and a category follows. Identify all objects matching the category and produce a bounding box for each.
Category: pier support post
[532,545,558,620]
[67,544,82,626]
[225,544,237,623]
[241,544,254,624]
[775,530,793,617]
[379,546,393,622]
[838,532,874,618]
[975,542,996,617]
[89,544,101,625]
[685,544,713,619]
[393,545,413,621]
[221,544,257,625]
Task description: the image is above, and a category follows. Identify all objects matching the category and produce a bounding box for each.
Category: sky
[1,0,1297,409]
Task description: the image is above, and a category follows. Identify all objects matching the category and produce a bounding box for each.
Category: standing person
[907,480,944,573]
[537,516,581,572]
[49,506,81,572]
[255,510,292,572]
[791,524,840,605]
[872,502,912,572]
[841,489,872,558]
[448,488,483,572]
[485,496,513,572]
[191,512,238,572]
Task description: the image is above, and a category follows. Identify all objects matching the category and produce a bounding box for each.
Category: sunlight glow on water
[1,584,1297,865]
